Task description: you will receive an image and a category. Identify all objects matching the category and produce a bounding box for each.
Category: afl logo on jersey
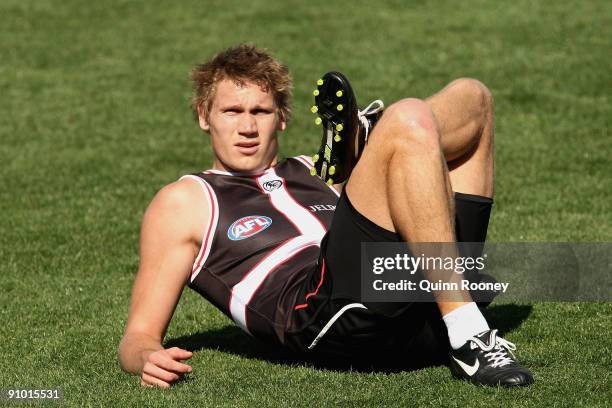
[227,215,272,241]
[262,179,283,192]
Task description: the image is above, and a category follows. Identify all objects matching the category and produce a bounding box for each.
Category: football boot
[450,329,534,387]
[309,71,384,184]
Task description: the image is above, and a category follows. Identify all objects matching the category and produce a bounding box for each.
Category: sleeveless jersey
[181,156,339,345]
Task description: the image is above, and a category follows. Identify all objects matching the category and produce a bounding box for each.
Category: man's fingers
[141,373,170,389]
[157,357,192,374]
[166,347,193,360]
[143,362,181,383]
[140,347,193,390]
[148,350,193,373]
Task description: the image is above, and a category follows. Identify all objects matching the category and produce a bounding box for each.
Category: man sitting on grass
[118,43,533,387]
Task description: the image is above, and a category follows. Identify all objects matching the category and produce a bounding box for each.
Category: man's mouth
[235,142,259,155]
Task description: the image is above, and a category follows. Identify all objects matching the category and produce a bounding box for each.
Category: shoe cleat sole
[310,72,359,184]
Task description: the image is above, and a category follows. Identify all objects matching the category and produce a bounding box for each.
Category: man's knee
[448,78,493,122]
[371,98,441,155]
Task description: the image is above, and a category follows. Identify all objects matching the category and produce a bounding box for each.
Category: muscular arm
[118,178,208,387]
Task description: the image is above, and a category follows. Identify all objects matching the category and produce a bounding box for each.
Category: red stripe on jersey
[191,181,217,277]
[293,157,340,198]
[295,155,313,168]
[294,258,326,310]
[241,243,318,329]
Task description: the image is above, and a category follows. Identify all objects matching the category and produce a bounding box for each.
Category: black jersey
[181,156,339,345]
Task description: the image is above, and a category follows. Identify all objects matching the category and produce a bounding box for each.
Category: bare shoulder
[142,177,210,243]
[150,177,207,210]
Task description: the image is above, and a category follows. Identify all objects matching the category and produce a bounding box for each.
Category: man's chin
[221,157,276,174]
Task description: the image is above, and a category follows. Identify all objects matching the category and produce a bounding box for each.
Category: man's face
[199,79,286,173]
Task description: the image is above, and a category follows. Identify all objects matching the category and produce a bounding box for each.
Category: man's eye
[254,109,272,115]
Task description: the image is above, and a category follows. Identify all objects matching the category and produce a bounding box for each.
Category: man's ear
[278,119,287,132]
[198,105,210,132]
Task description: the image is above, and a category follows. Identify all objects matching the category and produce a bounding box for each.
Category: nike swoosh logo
[453,356,479,376]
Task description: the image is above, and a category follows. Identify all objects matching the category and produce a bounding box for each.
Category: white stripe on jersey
[229,235,321,333]
[228,167,328,333]
[179,175,220,282]
[256,168,327,238]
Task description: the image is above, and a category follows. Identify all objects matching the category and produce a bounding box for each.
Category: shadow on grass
[166,303,532,374]
[482,303,533,335]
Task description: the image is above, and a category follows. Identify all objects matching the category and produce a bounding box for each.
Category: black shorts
[286,190,493,361]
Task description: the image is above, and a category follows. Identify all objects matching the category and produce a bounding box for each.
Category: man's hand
[140,347,193,388]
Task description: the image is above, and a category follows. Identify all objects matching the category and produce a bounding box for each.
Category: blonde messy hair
[191,43,293,123]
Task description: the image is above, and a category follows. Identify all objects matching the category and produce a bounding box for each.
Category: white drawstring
[357,99,384,143]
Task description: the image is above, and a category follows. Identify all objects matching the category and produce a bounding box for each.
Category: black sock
[454,191,493,276]
[454,192,493,250]
[454,192,495,306]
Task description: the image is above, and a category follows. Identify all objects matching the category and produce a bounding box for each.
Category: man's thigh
[344,96,442,233]
[343,129,394,231]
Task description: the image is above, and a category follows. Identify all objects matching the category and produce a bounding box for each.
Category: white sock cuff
[443,302,482,325]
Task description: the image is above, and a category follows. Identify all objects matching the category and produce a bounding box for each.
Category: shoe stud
[313,89,319,96]
[328,166,336,175]
[326,178,334,185]
[336,104,343,111]
[312,154,319,162]
[317,79,324,86]
[336,90,343,97]
[335,123,343,132]
[310,167,317,176]
[310,105,318,113]
[315,117,322,125]
[334,134,341,142]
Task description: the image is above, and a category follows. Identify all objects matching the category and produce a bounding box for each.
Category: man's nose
[238,114,257,136]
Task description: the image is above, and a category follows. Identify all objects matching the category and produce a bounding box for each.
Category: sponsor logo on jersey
[227,215,272,241]
[309,204,336,212]
[262,179,283,192]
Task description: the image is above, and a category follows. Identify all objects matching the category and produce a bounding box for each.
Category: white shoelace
[357,99,385,143]
[470,329,517,368]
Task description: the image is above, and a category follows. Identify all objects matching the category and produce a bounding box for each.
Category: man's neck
[212,157,279,174]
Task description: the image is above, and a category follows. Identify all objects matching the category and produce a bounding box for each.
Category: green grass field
[1,0,610,406]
